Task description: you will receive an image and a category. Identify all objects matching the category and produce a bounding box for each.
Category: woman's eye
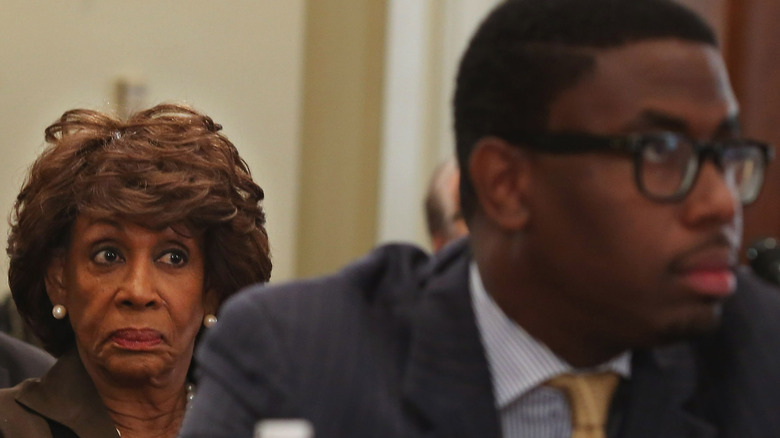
[93,248,122,264]
[158,250,188,266]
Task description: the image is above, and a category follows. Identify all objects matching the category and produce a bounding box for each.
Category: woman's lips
[111,328,163,350]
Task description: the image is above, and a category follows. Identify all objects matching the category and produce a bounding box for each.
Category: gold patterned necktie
[545,372,620,438]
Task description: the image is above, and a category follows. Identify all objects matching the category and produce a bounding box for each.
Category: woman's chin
[100,353,180,385]
[80,339,194,386]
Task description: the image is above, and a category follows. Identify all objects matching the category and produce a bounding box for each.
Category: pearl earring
[203,314,217,328]
[52,304,67,320]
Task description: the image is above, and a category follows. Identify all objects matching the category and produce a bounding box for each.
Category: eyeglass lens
[722,146,765,203]
[637,135,765,203]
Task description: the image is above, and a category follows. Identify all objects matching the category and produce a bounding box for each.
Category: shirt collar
[469,261,631,408]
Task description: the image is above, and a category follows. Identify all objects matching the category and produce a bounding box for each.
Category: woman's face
[46,215,211,385]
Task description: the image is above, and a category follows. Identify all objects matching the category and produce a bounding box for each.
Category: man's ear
[44,253,67,306]
[469,137,532,230]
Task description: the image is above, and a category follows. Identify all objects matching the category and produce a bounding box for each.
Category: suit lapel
[686,271,780,438]
[618,345,715,438]
[401,247,501,438]
[16,349,119,437]
[399,241,716,438]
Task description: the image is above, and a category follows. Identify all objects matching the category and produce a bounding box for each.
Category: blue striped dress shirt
[469,262,631,438]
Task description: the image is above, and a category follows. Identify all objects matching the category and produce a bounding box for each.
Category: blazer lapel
[618,344,715,438]
[16,349,119,438]
[401,248,501,438]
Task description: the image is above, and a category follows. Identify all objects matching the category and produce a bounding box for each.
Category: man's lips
[677,268,736,298]
[110,328,163,350]
[672,245,737,298]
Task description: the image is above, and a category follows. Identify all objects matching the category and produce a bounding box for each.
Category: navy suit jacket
[0,332,53,389]
[180,240,780,438]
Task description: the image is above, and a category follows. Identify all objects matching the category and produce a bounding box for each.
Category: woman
[0,104,272,437]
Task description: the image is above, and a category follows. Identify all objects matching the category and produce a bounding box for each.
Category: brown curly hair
[7,103,272,356]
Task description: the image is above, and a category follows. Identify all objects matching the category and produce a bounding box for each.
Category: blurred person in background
[0,104,271,438]
[0,292,43,347]
[424,158,469,252]
[0,332,53,388]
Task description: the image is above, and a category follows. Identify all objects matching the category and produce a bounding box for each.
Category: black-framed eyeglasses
[502,131,774,205]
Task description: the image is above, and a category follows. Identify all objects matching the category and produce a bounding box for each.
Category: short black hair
[454,0,718,220]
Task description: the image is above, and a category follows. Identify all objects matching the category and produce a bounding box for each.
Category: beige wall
[0,1,306,294]
[295,0,387,278]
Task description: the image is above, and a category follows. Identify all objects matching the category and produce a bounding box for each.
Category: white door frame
[376,0,500,247]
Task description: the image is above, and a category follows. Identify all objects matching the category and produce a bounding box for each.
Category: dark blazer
[180,240,780,438]
[0,349,118,438]
[0,332,53,389]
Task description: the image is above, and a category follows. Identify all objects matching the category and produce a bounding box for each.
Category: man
[0,332,53,388]
[181,1,780,437]
[424,158,469,252]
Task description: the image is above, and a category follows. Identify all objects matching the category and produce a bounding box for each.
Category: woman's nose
[115,260,161,309]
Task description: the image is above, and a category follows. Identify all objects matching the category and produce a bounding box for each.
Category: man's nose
[680,159,740,227]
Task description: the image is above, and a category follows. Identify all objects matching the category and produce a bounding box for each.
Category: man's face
[525,39,741,348]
